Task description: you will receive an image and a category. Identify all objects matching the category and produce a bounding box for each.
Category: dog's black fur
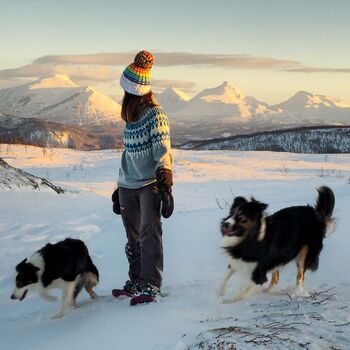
[12,238,99,317]
[38,238,99,293]
[221,186,335,287]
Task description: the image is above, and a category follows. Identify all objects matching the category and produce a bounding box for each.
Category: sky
[0,0,349,103]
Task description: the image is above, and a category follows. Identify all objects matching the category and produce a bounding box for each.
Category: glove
[156,168,174,218]
[111,188,121,215]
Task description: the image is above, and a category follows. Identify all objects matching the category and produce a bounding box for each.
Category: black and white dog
[217,186,335,303]
[11,238,99,318]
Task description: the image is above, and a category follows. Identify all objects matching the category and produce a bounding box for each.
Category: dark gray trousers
[118,183,163,288]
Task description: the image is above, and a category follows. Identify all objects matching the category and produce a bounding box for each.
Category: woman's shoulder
[125,105,166,129]
[142,105,166,118]
[139,105,168,125]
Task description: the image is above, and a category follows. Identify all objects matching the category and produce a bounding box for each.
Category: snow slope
[0,75,121,125]
[0,145,350,349]
[0,158,65,193]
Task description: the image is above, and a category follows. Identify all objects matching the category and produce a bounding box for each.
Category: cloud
[33,52,300,69]
[285,67,350,73]
[32,52,350,73]
[0,64,119,82]
[1,52,349,91]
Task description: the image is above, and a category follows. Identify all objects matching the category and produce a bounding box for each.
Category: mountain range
[0,76,349,146]
[156,82,350,143]
[157,81,349,122]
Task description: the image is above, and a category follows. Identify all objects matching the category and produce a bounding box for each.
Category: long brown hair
[121,91,159,123]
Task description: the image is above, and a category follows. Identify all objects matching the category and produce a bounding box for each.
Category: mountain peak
[30,74,79,89]
[161,87,190,101]
[294,90,313,97]
[194,81,245,104]
[275,90,350,110]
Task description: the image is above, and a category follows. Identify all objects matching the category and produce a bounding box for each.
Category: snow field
[0,145,349,349]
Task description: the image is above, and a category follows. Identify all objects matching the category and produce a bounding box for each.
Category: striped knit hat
[120,51,154,96]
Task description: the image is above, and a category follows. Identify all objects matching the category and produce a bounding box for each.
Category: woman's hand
[111,188,121,215]
[156,168,174,218]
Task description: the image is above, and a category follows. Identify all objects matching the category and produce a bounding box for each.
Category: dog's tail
[315,186,335,236]
[86,256,99,282]
[83,256,99,299]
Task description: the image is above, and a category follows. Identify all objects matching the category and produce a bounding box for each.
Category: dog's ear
[16,259,27,272]
[233,196,247,207]
[258,202,268,211]
[230,196,247,213]
[250,198,268,212]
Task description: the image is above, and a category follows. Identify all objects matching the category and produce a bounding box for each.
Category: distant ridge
[180,125,350,153]
[0,114,123,150]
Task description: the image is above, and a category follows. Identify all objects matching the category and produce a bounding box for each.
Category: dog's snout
[221,218,235,234]
[10,294,16,300]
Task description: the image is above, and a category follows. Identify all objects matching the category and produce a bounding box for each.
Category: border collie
[217,186,335,303]
[11,238,99,318]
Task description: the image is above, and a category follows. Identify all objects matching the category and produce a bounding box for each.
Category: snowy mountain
[0,75,121,125]
[181,125,350,153]
[275,90,350,111]
[159,82,349,125]
[0,158,65,193]
[273,90,350,123]
[156,87,190,112]
[158,82,350,143]
[171,82,277,121]
[0,114,123,150]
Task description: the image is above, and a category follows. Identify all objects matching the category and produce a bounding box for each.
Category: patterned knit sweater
[117,106,172,189]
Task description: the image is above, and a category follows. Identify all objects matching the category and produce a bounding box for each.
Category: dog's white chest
[226,255,257,279]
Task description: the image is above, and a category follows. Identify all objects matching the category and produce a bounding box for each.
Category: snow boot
[112,280,140,298]
[130,283,160,306]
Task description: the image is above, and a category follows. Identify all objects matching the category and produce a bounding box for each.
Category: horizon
[0,0,350,104]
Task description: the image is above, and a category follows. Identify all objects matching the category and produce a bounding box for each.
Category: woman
[111,51,173,305]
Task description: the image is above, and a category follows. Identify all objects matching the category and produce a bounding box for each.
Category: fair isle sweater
[117,106,172,189]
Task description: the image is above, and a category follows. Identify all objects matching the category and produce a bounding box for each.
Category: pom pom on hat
[120,51,154,96]
[134,51,154,69]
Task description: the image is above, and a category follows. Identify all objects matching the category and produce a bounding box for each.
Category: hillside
[0,114,123,150]
[180,125,350,153]
[0,158,65,193]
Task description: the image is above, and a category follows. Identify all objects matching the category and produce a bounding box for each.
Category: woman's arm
[149,107,172,171]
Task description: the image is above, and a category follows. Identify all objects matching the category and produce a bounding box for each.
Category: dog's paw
[90,291,98,300]
[292,285,310,298]
[51,312,65,319]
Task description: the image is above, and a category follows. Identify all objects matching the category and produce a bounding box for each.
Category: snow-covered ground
[1,145,350,349]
